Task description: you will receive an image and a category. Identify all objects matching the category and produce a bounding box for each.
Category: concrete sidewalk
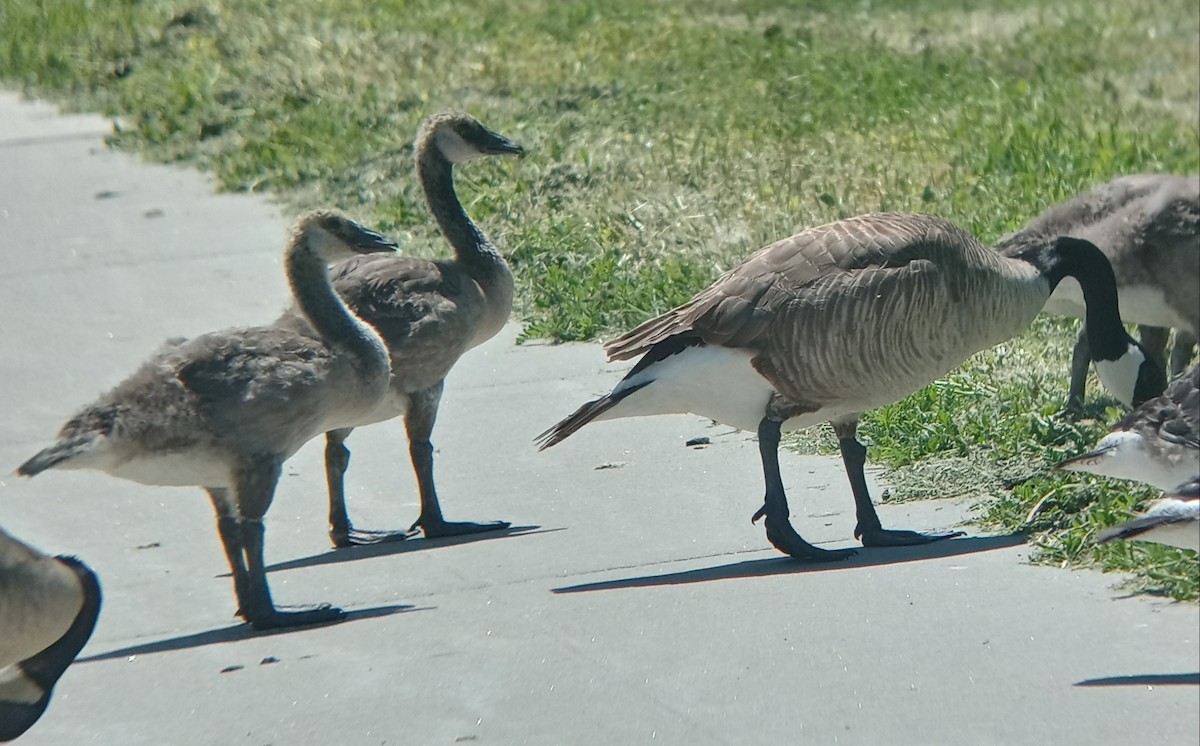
[1,92,1196,745]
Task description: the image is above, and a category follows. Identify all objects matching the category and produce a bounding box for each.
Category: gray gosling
[17,211,396,630]
[276,112,524,547]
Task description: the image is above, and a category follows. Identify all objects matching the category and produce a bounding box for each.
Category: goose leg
[325,428,410,548]
[1170,330,1196,377]
[751,417,856,561]
[406,381,510,539]
[834,420,965,547]
[1066,325,1090,413]
[1137,325,1170,375]
[236,458,345,630]
[207,488,251,617]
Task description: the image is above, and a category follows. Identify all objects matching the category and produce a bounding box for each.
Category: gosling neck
[285,235,389,376]
[418,146,504,274]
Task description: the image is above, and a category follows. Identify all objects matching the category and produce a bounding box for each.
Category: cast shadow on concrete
[1075,673,1200,687]
[552,533,1025,594]
[263,525,556,574]
[76,604,425,663]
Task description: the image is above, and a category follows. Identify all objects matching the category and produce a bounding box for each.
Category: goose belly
[598,346,847,433]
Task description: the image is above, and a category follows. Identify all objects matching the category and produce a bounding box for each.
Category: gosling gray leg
[1137,325,1170,375]
[237,458,344,630]
[207,488,250,617]
[833,419,965,547]
[1171,330,1197,377]
[406,381,510,538]
[326,428,411,548]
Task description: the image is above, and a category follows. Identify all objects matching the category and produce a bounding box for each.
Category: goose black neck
[1025,237,1129,361]
[418,147,498,268]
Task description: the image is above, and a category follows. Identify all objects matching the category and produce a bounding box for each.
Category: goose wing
[605,213,983,358]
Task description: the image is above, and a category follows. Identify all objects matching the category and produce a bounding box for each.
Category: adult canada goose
[995,174,1199,409]
[275,112,523,547]
[16,211,396,629]
[1057,363,1198,491]
[537,213,1165,561]
[1095,476,1199,551]
[0,527,101,741]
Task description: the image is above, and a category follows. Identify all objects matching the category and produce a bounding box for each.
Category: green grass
[2,0,1197,598]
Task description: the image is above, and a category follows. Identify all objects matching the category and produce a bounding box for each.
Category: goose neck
[1031,239,1128,361]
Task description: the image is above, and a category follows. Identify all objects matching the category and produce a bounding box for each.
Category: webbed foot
[413,518,511,539]
[856,526,965,547]
[246,603,346,631]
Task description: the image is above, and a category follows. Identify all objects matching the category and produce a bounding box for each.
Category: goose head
[291,210,399,262]
[1094,337,1167,408]
[419,111,525,164]
[1033,237,1167,407]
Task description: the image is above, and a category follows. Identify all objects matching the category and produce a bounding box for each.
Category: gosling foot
[247,603,347,631]
[330,526,411,549]
[856,526,966,547]
[413,518,511,540]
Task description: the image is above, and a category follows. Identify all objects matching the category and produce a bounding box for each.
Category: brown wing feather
[604,213,983,362]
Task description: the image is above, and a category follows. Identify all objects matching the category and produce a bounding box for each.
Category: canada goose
[1057,363,1198,491]
[1095,476,1199,551]
[0,527,101,741]
[996,174,1199,409]
[16,211,396,629]
[275,112,523,547]
[537,213,1165,561]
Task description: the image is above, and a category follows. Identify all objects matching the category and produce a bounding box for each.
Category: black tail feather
[535,381,651,450]
[1096,514,1183,544]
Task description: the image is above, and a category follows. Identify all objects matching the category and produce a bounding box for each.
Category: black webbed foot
[855,526,965,547]
[246,603,346,631]
[330,526,412,549]
[413,518,511,539]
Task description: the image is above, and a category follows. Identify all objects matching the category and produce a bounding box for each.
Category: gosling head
[419,111,525,164]
[291,210,399,261]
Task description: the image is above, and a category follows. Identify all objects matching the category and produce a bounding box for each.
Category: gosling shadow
[553,532,1025,594]
[263,524,555,574]
[76,604,425,663]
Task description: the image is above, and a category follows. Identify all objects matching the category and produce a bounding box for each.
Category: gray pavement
[1,91,1197,745]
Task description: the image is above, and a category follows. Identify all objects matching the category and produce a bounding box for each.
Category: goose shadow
[553,533,1026,594]
[76,603,426,663]
[1075,673,1200,687]
[263,524,555,574]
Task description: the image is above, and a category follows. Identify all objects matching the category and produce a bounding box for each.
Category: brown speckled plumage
[274,112,523,546]
[18,210,395,630]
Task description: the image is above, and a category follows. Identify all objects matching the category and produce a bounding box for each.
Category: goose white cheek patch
[1094,346,1144,407]
[434,129,485,163]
